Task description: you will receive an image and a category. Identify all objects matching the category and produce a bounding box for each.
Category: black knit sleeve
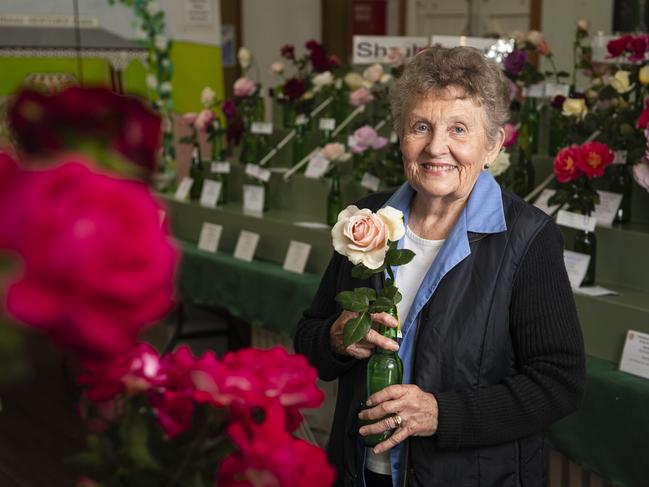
[434,220,586,448]
[293,251,359,381]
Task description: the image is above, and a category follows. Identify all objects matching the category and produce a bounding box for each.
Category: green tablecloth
[177,241,321,337]
[547,356,649,487]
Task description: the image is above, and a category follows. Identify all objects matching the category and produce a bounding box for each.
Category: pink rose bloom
[233,77,257,98]
[506,77,519,102]
[2,159,177,364]
[321,142,348,162]
[503,123,519,149]
[183,110,215,132]
[349,87,374,107]
[385,47,405,67]
[349,125,388,153]
[633,159,649,192]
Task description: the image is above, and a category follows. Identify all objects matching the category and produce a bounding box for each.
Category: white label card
[251,122,273,135]
[243,184,265,214]
[245,163,272,182]
[573,285,619,297]
[613,150,627,165]
[211,161,231,174]
[197,222,223,253]
[283,240,311,274]
[390,132,398,143]
[233,230,260,262]
[563,250,591,289]
[174,177,193,201]
[533,188,561,216]
[352,35,429,64]
[544,82,571,98]
[304,154,331,179]
[592,190,624,227]
[619,330,649,380]
[319,118,336,131]
[199,180,222,208]
[360,172,381,192]
[556,210,597,232]
[524,83,545,98]
[296,114,308,126]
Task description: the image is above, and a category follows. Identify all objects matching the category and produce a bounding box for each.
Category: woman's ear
[487,126,506,163]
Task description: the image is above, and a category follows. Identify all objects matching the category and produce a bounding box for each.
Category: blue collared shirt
[381,171,507,487]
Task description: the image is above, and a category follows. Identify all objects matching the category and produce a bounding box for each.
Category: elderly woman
[294,46,585,487]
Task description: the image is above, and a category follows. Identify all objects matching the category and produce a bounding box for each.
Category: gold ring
[393,414,403,428]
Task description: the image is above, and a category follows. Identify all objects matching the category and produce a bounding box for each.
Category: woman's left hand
[358,384,438,454]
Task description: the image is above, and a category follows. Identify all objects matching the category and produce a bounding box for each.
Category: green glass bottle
[519,97,539,155]
[511,145,536,197]
[189,142,204,201]
[293,117,309,165]
[326,170,342,226]
[210,126,227,206]
[362,307,403,447]
[608,164,632,224]
[574,229,596,286]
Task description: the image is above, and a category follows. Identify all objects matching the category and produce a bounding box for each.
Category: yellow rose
[562,98,588,120]
[639,66,649,85]
[344,72,364,91]
[609,70,634,94]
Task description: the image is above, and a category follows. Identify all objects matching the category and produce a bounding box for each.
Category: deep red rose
[221,99,237,119]
[578,141,614,178]
[305,39,322,51]
[283,77,306,101]
[551,94,567,109]
[150,390,195,438]
[628,35,649,62]
[310,46,332,73]
[280,44,295,60]
[553,145,584,183]
[0,152,24,248]
[637,101,649,129]
[226,116,245,147]
[607,35,633,57]
[9,87,161,177]
[329,54,341,69]
[2,159,177,363]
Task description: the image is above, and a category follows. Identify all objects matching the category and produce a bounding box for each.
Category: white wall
[242,0,321,120]
[540,0,614,85]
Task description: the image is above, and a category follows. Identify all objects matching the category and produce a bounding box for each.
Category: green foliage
[343,311,371,347]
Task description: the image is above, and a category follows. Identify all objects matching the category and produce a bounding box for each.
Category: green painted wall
[0,42,224,114]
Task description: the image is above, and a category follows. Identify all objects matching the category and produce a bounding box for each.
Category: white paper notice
[556,210,597,232]
[185,0,212,24]
[197,222,223,253]
[525,83,545,98]
[613,150,628,165]
[319,118,336,131]
[592,190,623,227]
[174,177,193,201]
[563,250,591,289]
[245,164,272,182]
[360,173,381,192]
[199,180,222,208]
[390,132,398,143]
[283,241,311,274]
[304,154,331,179]
[243,184,265,214]
[211,161,231,174]
[619,330,649,380]
[296,114,308,126]
[544,82,571,98]
[251,122,273,135]
[573,285,619,297]
[533,188,561,216]
[233,230,260,262]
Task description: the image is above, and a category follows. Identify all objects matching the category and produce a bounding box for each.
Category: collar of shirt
[381,171,507,487]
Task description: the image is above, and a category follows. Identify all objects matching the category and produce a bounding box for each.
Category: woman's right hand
[329,310,399,359]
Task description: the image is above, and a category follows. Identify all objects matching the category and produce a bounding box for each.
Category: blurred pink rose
[321,142,348,162]
[503,123,519,149]
[233,77,257,98]
[385,47,405,67]
[349,125,388,153]
[182,109,215,132]
[2,158,177,364]
[633,159,649,192]
[349,87,374,107]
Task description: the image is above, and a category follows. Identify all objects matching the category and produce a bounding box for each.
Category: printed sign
[352,35,428,65]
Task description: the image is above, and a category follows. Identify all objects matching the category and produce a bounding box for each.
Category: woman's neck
[409,192,469,240]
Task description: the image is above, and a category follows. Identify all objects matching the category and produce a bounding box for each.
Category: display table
[547,356,649,487]
[177,240,321,337]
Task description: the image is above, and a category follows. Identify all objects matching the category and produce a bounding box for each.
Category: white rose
[344,72,364,91]
[146,1,160,16]
[332,206,401,269]
[238,47,252,69]
[609,70,634,94]
[527,30,544,46]
[312,71,334,91]
[155,35,168,51]
[363,63,384,83]
[271,61,285,74]
[376,207,405,242]
[160,81,172,93]
[510,30,526,43]
[488,151,511,177]
[562,98,588,120]
[576,19,590,32]
[146,74,158,90]
[380,73,393,84]
[201,86,216,107]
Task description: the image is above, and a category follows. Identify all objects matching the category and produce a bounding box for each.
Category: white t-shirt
[365,226,445,476]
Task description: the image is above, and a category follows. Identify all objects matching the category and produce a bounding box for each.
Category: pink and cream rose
[349,87,374,107]
[233,77,257,98]
[320,142,350,162]
[331,205,405,269]
[363,63,384,84]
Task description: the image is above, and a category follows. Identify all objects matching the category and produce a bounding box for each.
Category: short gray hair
[389,45,510,145]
